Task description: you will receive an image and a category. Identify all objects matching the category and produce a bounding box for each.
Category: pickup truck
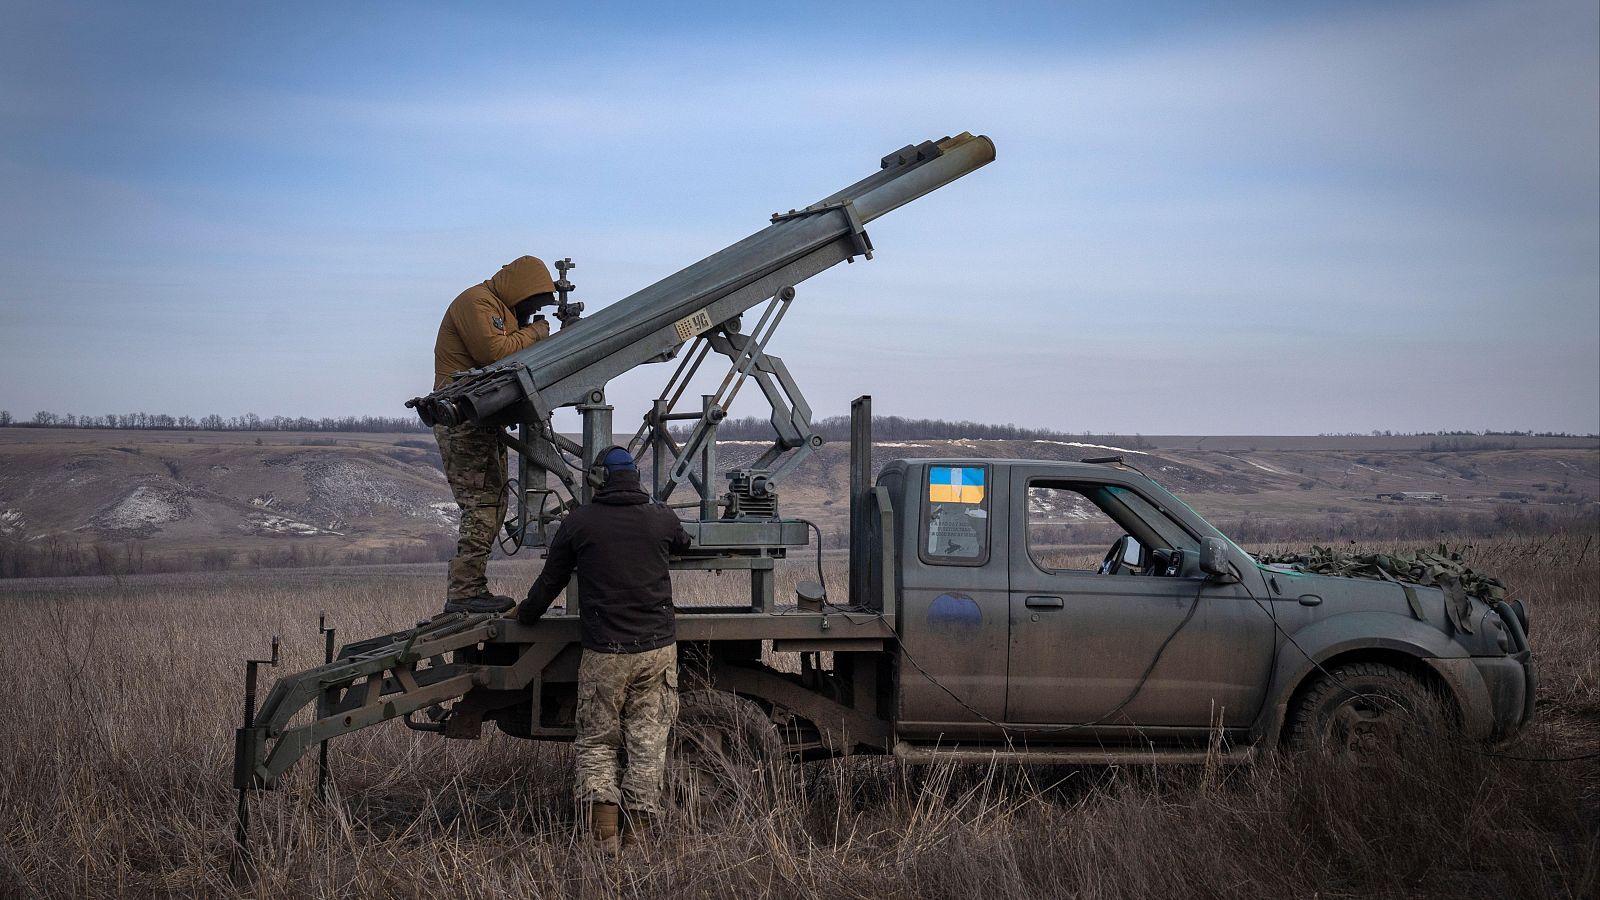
[233,133,1534,791]
[235,452,1536,791]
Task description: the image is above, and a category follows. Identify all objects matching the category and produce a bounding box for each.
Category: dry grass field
[0,531,1595,899]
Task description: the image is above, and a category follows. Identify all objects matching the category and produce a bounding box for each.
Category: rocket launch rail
[406,132,994,554]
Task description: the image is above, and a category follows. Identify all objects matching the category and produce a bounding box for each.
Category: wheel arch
[1252,612,1493,745]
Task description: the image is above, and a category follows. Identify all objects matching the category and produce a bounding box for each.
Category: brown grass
[0,533,1595,898]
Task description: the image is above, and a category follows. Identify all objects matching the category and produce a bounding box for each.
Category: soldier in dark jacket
[517,447,691,853]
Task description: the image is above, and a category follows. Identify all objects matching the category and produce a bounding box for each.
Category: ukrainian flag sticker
[928,466,985,504]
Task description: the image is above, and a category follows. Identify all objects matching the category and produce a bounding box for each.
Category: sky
[1,0,1596,435]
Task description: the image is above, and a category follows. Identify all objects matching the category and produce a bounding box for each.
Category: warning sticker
[673,308,714,342]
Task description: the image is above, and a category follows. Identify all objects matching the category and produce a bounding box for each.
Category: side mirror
[1121,535,1144,569]
[1200,537,1239,583]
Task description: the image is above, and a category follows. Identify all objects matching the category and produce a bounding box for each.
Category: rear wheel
[1286,661,1452,754]
[666,690,783,820]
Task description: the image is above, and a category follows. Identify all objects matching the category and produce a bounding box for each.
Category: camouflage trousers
[574,644,679,813]
[433,423,507,601]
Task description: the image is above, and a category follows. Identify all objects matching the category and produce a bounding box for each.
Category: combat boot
[620,809,657,854]
[442,593,515,615]
[590,802,621,856]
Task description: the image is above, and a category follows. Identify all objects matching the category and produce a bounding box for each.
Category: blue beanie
[601,447,637,474]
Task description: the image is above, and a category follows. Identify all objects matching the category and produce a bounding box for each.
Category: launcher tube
[413,132,994,427]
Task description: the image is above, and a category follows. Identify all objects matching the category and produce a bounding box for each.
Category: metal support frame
[500,286,823,619]
[713,659,891,754]
[234,614,500,790]
[233,607,893,791]
[316,614,336,801]
[670,555,779,613]
[577,391,613,504]
[231,635,279,881]
[514,421,554,547]
[567,392,615,617]
[496,385,580,550]
[631,286,822,521]
[697,394,719,519]
[849,395,872,606]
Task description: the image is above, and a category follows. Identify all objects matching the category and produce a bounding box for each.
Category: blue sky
[1,0,1596,434]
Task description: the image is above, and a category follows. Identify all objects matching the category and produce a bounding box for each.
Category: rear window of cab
[920,464,990,566]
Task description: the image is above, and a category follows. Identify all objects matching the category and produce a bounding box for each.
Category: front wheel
[1285,662,1454,755]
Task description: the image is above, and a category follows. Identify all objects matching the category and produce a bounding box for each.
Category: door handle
[1025,595,1065,609]
[1297,594,1323,607]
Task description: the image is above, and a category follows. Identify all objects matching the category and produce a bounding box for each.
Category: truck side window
[1026,480,1201,575]
[921,464,989,565]
[1026,485,1123,571]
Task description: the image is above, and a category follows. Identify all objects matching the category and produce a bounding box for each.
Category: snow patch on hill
[1028,491,1098,521]
[265,453,454,524]
[1031,440,1150,455]
[91,486,190,532]
[242,513,341,536]
[1243,458,1292,476]
[308,460,414,509]
[428,501,458,527]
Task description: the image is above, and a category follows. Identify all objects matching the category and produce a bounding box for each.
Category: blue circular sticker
[927,592,982,634]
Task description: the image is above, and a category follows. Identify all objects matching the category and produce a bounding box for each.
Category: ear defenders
[586,445,631,489]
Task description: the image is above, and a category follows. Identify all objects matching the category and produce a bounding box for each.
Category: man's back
[521,468,691,652]
[433,257,555,390]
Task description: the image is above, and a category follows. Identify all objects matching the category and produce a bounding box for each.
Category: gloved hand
[514,598,539,625]
[516,591,553,625]
[514,293,553,327]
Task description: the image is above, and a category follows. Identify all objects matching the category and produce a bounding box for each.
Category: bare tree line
[5,408,1590,441]
[0,410,429,433]
[12,409,1130,442]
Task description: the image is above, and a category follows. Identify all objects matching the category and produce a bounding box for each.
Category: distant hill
[1,427,1594,577]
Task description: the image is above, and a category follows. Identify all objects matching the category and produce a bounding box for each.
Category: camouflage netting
[1253,545,1510,633]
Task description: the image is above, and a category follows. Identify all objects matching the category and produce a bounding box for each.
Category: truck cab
[879,458,1276,750]
[875,457,1532,758]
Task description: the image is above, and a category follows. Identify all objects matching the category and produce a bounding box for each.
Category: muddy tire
[666,690,782,820]
[1286,661,1452,754]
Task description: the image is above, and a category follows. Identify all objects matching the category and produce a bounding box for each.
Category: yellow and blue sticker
[928,465,985,504]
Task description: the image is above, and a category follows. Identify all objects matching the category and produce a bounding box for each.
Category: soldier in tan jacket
[432,256,556,614]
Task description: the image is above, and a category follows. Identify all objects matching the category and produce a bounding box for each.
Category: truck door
[892,462,1012,742]
[1005,470,1274,741]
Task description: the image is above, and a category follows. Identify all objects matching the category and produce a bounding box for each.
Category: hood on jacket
[490,256,557,305]
[594,469,651,505]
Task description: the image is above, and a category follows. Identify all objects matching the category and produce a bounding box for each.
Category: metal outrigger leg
[316,614,336,802]
[231,635,280,882]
